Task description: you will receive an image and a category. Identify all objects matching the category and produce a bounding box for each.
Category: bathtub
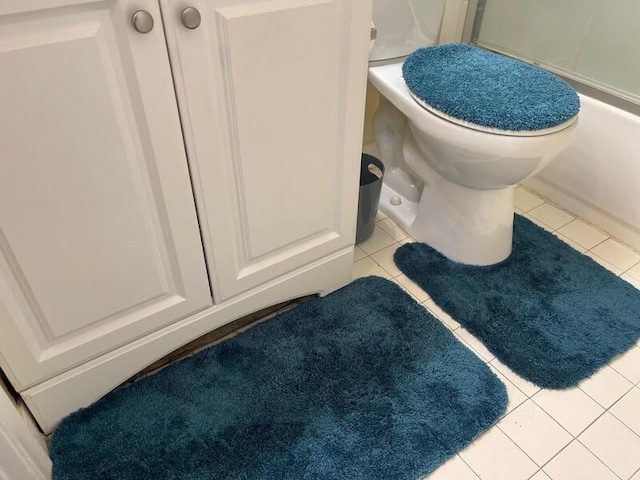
[525,93,640,251]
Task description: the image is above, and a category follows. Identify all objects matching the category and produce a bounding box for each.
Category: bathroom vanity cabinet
[0,0,371,433]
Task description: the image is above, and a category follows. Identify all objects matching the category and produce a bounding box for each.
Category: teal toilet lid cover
[402,43,580,132]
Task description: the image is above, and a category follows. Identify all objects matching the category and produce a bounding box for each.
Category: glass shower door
[468,0,640,106]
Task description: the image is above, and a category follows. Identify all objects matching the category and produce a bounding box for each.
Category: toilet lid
[402,43,580,134]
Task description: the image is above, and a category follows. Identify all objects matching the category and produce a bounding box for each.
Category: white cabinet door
[161,0,372,301]
[0,0,212,389]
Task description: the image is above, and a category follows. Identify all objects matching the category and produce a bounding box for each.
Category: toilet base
[379,180,514,266]
[378,183,418,232]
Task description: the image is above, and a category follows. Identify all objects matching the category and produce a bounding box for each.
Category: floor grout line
[530,394,599,439]
[621,260,640,277]
[541,438,623,480]
[454,453,481,480]
[534,442,577,479]
[525,470,542,480]
[610,357,640,385]
[494,422,548,470]
[574,438,625,480]
[584,236,611,252]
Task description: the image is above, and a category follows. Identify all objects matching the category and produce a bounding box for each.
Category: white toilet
[368,0,578,265]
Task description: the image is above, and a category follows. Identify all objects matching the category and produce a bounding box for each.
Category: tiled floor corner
[351,187,640,480]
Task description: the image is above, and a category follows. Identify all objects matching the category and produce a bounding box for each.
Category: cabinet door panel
[0,0,211,389]
[220,2,338,259]
[162,0,371,300]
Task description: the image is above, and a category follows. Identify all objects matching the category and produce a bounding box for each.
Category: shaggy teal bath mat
[50,277,507,480]
[395,215,640,389]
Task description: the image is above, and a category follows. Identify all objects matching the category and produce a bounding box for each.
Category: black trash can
[356,154,385,244]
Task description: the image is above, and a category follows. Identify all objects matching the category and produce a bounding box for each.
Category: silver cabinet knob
[181,7,202,29]
[132,10,154,34]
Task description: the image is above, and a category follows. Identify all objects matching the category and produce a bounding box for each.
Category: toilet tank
[370,0,447,61]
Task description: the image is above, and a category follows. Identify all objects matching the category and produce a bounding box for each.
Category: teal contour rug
[394,215,640,389]
[50,277,507,480]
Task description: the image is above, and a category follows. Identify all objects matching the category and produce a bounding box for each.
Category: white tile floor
[351,186,640,480]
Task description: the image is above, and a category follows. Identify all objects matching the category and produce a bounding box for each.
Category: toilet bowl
[368,0,579,265]
[368,60,578,265]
